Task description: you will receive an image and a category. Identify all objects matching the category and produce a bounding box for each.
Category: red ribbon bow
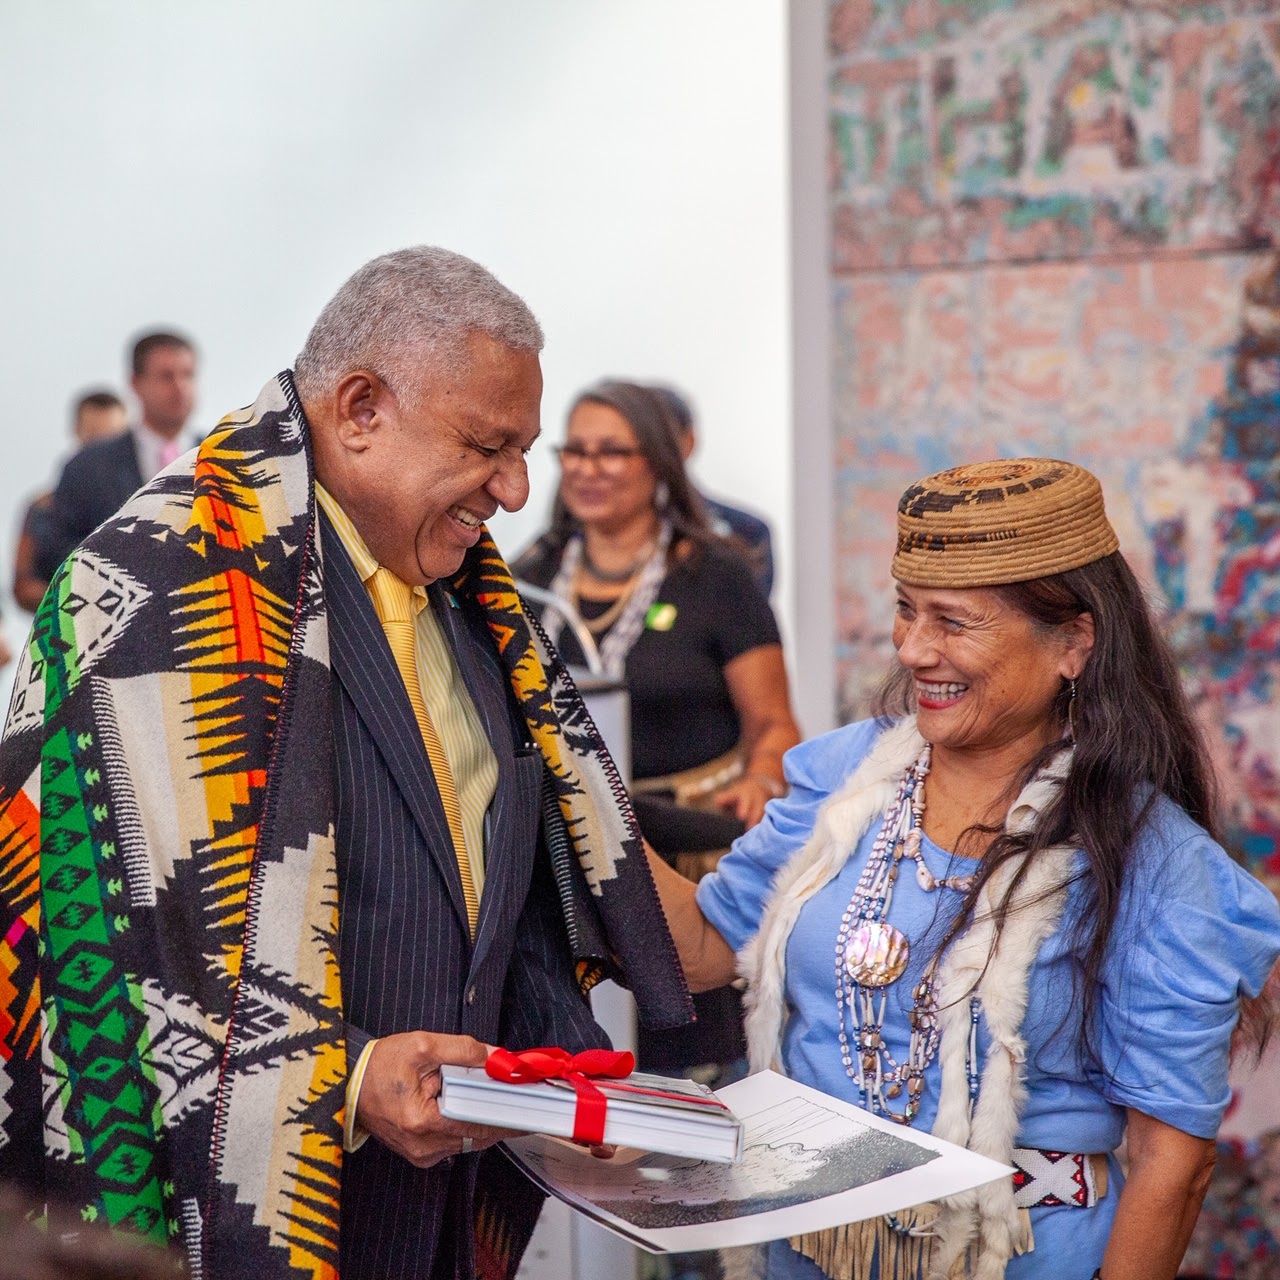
[485,1047,635,1145]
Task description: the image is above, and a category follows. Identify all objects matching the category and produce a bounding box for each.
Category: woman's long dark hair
[878,551,1272,1065]
[528,380,712,567]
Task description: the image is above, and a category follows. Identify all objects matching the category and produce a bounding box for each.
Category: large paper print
[504,1070,1011,1252]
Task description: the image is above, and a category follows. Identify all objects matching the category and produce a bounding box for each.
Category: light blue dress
[695,719,1280,1279]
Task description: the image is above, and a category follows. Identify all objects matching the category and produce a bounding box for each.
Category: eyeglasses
[553,442,644,470]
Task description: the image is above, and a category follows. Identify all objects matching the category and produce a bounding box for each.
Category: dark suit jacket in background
[323,511,608,1280]
[701,490,775,598]
[33,432,144,583]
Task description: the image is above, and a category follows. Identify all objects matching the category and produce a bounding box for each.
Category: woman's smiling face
[557,401,657,532]
[891,582,1091,756]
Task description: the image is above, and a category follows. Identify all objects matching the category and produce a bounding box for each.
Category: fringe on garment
[785,1207,1033,1280]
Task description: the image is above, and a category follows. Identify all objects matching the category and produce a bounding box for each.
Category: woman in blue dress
[647,458,1280,1280]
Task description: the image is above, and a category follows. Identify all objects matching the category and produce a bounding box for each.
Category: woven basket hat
[891,458,1119,588]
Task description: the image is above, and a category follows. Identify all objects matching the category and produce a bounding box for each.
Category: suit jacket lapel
[429,587,528,972]
[320,510,473,937]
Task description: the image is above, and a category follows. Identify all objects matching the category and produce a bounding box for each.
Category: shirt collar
[134,418,194,443]
[314,482,428,613]
[130,420,198,479]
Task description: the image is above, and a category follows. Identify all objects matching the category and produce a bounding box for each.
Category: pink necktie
[157,438,182,472]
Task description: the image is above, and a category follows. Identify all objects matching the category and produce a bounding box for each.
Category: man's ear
[1062,610,1096,681]
[332,371,389,453]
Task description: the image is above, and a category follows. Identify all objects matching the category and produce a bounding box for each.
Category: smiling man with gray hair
[0,246,690,1280]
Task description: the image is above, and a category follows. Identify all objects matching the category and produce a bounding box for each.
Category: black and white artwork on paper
[594,1095,937,1228]
[511,1092,938,1229]
[503,1069,1009,1253]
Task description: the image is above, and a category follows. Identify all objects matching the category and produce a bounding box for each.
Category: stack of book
[439,1064,745,1164]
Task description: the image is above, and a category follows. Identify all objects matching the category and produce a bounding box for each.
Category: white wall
[0,0,796,696]
[788,0,836,736]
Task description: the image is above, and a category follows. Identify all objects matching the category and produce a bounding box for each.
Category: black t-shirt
[515,539,781,780]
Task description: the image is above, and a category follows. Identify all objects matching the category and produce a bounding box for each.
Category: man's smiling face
[330,331,543,584]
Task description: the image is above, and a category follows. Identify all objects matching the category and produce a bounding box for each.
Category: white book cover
[500,1069,1013,1253]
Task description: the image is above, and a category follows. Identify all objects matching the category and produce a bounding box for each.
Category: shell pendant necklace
[834,745,976,1124]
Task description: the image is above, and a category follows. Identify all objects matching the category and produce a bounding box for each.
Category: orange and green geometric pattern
[0,375,345,1276]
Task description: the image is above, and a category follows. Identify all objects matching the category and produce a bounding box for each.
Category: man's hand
[355,1031,515,1169]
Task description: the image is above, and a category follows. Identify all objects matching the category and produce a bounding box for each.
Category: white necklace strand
[834,746,976,1125]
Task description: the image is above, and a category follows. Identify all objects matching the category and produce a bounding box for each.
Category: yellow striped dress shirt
[316,485,500,1154]
[315,484,498,894]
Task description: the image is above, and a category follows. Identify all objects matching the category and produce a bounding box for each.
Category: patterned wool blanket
[0,372,690,1276]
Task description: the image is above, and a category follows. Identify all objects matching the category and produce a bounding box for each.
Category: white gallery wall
[1,0,827,719]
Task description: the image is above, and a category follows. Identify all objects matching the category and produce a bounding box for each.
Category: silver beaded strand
[833,746,977,1126]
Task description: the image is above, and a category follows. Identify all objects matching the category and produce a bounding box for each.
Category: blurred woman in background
[514,379,801,1077]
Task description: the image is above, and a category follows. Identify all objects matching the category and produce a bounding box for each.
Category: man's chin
[416,546,469,583]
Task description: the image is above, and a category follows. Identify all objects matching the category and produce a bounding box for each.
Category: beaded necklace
[542,521,672,680]
[581,537,657,585]
[834,746,981,1125]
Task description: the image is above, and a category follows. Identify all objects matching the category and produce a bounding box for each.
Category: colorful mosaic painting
[1141,258,1280,891]
[829,0,1280,892]
[830,0,1280,270]
[830,17,1280,1261]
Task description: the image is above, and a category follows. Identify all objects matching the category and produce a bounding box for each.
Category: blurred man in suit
[652,383,776,597]
[13,389,128,611]
[34,331,198,581]
[71,388,130,445]
[0,248,687,1280]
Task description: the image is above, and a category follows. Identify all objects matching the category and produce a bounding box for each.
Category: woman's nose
[895,617,937,668]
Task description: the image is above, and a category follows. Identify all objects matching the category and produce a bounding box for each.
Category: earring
[654,480,670,511]
[1068,678,1078,740]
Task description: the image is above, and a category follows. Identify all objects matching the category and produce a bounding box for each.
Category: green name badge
[645,602,678,632]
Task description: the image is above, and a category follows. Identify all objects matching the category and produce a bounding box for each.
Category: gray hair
[293,246,543,403]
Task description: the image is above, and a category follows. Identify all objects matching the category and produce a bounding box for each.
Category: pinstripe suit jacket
[323,513,608,1280]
